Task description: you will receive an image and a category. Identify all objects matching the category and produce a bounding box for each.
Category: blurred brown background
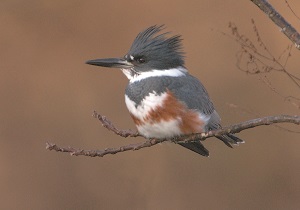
[1,0,300,209]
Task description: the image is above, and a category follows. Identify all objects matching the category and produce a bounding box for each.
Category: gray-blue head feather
[125,25,185,71]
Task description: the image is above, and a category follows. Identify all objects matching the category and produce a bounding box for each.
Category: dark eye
[136,57,145,63]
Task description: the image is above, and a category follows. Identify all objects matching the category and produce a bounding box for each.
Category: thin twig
[92,111,140,137]
[46,114,300,158]
[227,20,300,110]
[285,0,300,21]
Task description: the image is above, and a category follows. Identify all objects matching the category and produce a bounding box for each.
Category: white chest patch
[125,91,167,121]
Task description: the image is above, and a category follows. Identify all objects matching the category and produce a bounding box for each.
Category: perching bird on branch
[86,25,244,156]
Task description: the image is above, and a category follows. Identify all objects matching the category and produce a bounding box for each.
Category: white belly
[137,118,183,138]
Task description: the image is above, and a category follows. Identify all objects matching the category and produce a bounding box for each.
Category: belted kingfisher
[86,25,244,156]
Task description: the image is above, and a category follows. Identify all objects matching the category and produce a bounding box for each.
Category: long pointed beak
[85,58,133,69]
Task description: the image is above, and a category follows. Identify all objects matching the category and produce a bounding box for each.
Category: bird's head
[86,25,186,81]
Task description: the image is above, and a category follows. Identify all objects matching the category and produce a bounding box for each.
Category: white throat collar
[121,66,187,83]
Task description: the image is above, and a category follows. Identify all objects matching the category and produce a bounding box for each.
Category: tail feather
[216,135,233,148]
[178,134,244,157]
[178,141,209,157]
[217,133,244,148]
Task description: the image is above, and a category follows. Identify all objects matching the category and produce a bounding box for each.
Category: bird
[86,25,244,157]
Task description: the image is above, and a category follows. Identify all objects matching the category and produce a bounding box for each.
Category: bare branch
[46,114,300,158]
[46,139,163,157]
[227,103,300,134]
[250,0,300,49]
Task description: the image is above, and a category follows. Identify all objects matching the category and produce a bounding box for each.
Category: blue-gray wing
[167,74,244,152]
[166,73,221,129]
